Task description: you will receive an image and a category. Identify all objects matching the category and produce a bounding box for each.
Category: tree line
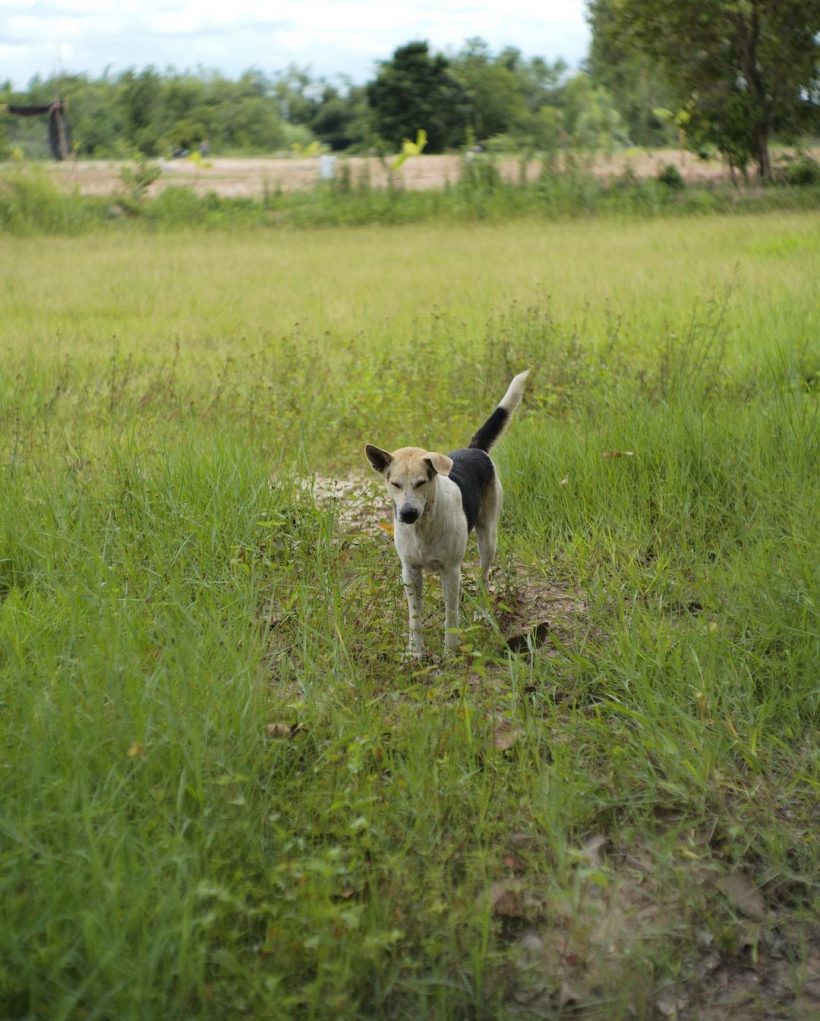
[2,2,818,180]
[1,42,631,162]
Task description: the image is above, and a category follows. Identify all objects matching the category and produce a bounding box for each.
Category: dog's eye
[412,479,426,489]
[391,481,401,489]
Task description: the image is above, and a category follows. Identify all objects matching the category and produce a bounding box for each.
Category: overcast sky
[1,1,591,89]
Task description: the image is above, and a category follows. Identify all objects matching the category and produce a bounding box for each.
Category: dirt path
[44,148,747,199]
[305,472,587,658]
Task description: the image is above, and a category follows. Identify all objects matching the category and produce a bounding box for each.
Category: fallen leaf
[576,833,607,867]
[378,520,394,536]
[802,947,820,999]
[503,852,526,873]
[487,880,524,918]
[716,872,767,921]
[506,620,550,653]
[127,741,144,758]
[558,980,584,1007]
[737,920,762,951]
[518,931,544,954]
[625,852,654,874]
[694,691,709,719]
[493,725,522,753]
[266,722,294,739]
[656,989,686,1018]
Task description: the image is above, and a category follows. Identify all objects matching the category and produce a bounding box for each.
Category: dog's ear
[365,444,393,475]
[424,452,453,477]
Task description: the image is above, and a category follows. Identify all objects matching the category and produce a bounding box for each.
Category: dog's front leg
[402,564,425,659]
[441,565,461,656]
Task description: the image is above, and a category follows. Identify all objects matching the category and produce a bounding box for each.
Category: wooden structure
[6,100,72,160]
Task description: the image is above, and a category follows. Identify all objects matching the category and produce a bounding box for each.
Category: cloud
[0,0,590,86]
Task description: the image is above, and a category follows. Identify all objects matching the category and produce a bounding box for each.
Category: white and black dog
[365,370,529,658]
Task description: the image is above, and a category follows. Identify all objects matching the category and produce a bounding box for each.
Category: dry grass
[41,148,784,200]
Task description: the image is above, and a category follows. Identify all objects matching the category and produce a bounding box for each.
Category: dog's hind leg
[476,519,498,587]
[441,565,461,655]
[476,479,503,587]
[402,564,425,659]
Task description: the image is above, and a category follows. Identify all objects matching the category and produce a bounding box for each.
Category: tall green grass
[2,160,820,236]
[1,215,818,1018]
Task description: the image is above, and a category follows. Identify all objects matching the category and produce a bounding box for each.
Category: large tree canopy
[366,42,469,153]
[588,0,820,178]
[586,1,676,146]
[449,39,569,149]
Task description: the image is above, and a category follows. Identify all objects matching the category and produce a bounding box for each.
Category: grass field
[1,212,818,1019]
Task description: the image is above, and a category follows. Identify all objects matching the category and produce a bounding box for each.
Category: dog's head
[365,445,453,524]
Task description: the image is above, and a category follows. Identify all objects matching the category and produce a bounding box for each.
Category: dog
[365,369,529,658]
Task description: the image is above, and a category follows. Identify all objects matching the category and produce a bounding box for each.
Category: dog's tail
[468,369,530,452]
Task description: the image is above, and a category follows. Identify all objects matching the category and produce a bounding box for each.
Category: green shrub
[0,166,107,235]
[2,159,820,237]
[657,162,686,190]
[458,153,503,192]
[118,157,162,201]
[778,152,820,186]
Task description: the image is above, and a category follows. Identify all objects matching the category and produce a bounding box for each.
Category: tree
[119,68,164,156]
[586,1,676,146]
[230,71,284,151]
[588,0,820,179]
[309,83,369,151]
[65,74,127,157]
[451,38,529,142]
[448,40,570,158]
[366,41,468,152]
[271,66,320,126]
[562,73,628,153]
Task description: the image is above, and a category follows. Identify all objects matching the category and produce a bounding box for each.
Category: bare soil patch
[501,846,820,1019]
[304,472,587,656]
[45,148,755,200]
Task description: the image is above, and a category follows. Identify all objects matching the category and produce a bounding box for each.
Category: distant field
[4,149,818,236]
[1,212,818,1018]
[41,147,767,199]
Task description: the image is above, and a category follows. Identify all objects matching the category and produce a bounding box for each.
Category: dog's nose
[398,506,419,524]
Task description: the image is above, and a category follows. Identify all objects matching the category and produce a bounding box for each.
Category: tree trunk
[755,124,772,182]
[744,4,773,183]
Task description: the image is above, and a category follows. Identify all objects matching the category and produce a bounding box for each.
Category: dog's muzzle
[398,506,420,524]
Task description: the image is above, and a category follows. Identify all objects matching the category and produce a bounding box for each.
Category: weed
[2,160,820,237]
[657,162,686,190]
[0,213,818,1018]
[118,156,162,202]
[777,151,820,187]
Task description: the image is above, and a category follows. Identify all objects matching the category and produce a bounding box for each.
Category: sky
[0,1,591,89]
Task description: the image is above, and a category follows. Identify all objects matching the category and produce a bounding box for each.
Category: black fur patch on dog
[448,447,495,532]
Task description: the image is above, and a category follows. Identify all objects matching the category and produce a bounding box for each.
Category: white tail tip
[500,369,530,413]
